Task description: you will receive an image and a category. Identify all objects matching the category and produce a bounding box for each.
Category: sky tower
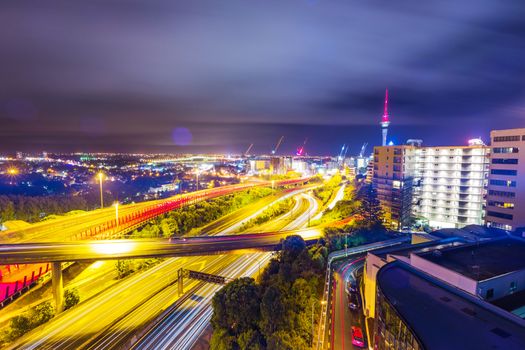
[381,88,390,146]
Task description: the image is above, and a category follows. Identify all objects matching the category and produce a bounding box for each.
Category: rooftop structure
[375,261,525,350]
[420,237,525,281]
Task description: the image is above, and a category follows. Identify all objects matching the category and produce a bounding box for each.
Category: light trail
[132,192,320,350]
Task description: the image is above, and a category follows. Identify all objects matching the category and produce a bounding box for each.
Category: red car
[351,326,365,348]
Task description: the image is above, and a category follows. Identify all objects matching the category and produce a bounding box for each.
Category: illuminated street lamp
[312,300,327,346]
[98,172,104,209]
[7,167,19,175]
[196,170,200,191]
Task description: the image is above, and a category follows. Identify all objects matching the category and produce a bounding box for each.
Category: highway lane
[131,192,320,350]
[201,185,316,236]
[2,178,310,243]
[8,187,312,350]
[83,191,316,349]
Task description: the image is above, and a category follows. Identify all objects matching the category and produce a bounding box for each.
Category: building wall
[364,252,388,318]
[409,253,478,295]
[374,286,423,350]
[478,269,525,301]
[372,145,416,229]
[485,128,525,232]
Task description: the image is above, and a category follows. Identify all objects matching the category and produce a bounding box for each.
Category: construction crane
[296,138,308,156]
[359,142,368,158]
[342,145,349,159]
[244,143,253,156]
[337,144,346,160]
[271,136,284,155]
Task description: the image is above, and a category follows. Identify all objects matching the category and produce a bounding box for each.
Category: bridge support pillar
[52,262,64,313]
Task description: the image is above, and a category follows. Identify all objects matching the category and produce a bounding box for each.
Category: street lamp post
[196,171,200,191]
[98,172,104,209]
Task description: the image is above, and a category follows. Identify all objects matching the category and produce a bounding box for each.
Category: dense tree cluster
[0,301,54,345]
[239,199,293,231]
[312,174,342,204]
[64,288,80,310]
[0,192,114,224]
[210,236,327,350]
[114,258,163,279]
[323,183,390,251]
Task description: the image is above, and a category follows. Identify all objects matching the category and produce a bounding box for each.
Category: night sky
[1,0,524,155]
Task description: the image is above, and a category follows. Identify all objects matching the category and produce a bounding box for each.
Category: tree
[266,331,308,350]
[356,183,383,226]
[32,301,54,327]
[259,286,286,335]
[281,235,307,263]
[8,315,32,339]
[210,328,238,350]
[211,277,261,336]
[115,260,135,279]
[64,288,80,310]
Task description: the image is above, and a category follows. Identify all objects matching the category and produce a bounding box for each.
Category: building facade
[412,141,489,229]
[372,145,416,229]
[372,140,490,230]
[485,128,525,232]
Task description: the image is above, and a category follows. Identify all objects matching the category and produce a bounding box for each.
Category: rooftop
[432,225,506,242]
[370,237,464,260]
[492,290,525,319]
[377,261,525,349]
[421,237,525,281]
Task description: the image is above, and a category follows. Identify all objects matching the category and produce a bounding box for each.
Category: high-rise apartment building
[485,128,525,232]
[372,139,490,229]
[372,145,416,229]
[413,140,489,229]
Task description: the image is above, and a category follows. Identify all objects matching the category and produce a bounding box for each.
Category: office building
[485,128,525,232]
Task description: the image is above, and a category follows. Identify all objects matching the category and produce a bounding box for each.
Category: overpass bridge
[0,177,309,304]
[0,228,322,311]
[0,229,322,265]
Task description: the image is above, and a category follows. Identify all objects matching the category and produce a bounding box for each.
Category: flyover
[0,228,322,312]
[0,229,322,265]
[0,177,310,305]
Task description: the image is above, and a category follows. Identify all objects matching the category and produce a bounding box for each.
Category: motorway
[9,187,318,350]
[2,179,309,243]
[130,191,319,350]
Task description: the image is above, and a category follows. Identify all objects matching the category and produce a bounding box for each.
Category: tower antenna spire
[381,88,390,146]
[383,88,389,121]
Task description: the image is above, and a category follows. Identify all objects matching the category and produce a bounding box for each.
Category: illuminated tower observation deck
[381,89,390,146]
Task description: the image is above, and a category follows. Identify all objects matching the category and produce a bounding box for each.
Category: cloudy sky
[1,0,524,155]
